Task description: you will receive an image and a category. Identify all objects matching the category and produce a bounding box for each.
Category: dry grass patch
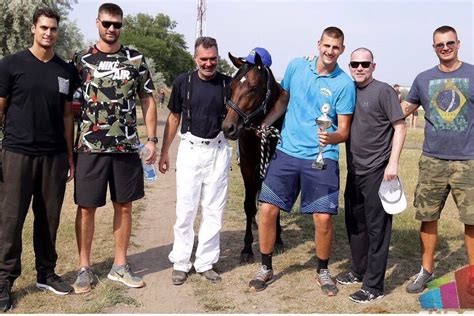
[193,129,468,313]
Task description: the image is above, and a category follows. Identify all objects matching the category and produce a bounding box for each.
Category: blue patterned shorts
[258,149,339,214]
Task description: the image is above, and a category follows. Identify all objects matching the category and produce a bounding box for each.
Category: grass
[192,122,469,313]
[10,182,146,313]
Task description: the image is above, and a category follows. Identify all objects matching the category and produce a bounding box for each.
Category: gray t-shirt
[347,79,405,175]
[406,62,474,160]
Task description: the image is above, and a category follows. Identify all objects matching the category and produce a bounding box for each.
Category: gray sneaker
[406,266,434,293]
[73,267,95,294]
[107,263,145,288]
[249,265,274,292]
[317,269,339,296]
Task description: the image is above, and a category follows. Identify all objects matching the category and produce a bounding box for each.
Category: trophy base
[311,162,327,170]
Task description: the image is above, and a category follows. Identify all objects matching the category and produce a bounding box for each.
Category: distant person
[159,88,166,109]
[0,7,75,310]
[71,2,157,294]
[393,84,402,103]
[248,27,355,296]
[159,36,232,285]
[337,48,407,303]
[411,109,418,129]
[401,25,474,293]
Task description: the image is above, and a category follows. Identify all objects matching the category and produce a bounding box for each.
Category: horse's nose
[222,122,238,140]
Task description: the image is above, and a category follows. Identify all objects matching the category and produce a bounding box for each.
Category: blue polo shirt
[279,57,356,160]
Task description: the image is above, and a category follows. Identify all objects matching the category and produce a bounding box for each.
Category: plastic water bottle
[139,144,157,182]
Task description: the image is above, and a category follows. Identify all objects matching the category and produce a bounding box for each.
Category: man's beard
[100,32,119,45]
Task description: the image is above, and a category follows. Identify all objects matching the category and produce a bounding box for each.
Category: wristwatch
[147,137,158,144]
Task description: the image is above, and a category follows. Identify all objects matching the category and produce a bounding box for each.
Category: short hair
[351,47,374,61]
[98,3,123,18]
[393,84,400,89]
[321,26,344,42]
[194,36,218,55]
[433,25,457,41]
[32,7,60,25]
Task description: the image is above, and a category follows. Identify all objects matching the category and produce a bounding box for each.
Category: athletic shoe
[36,274,72,295]
[249,265,274,292]
[317,269,339,296]
[199,269,222,283]
[336,271,362,285]
[73,267,95,294]
[107,263,145,288]
[172,270,188,286]
[0,281,12,311]
[349,289,384,303]
[406,266,435,293]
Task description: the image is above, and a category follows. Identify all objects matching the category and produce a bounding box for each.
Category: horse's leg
[274,213,285,254]
[239,135,261,264]
[240,184,258,263]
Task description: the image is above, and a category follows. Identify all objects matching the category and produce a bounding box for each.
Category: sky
[69,0,473,86]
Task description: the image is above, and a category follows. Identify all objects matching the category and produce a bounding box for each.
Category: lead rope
[257,125,281,180]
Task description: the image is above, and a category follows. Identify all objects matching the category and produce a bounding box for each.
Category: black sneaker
[406,266,434,293]
[349,289,384,303]
[336,271,362,285]
[36,274,72,295]
[0,281,12,312]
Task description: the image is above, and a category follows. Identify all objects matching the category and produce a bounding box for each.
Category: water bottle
[139,144,157,182]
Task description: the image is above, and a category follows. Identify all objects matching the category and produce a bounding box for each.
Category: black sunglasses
[434,40,456,50]
[99,19,123,29]
[349,61,372,69]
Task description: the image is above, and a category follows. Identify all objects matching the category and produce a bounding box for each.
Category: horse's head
[222,52,276,140]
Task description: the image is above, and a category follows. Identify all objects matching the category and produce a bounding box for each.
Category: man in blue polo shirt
[248,27,355,295]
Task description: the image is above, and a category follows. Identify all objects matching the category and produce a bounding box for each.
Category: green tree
[121,13,194,86]
[218,58,235,76]
[0,0,84,59]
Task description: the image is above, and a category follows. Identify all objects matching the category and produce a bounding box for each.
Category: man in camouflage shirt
[71,2,157,294]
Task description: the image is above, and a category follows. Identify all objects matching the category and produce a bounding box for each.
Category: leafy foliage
[218,58,235,76]
[0,0,84,59]
[121,13,194,86]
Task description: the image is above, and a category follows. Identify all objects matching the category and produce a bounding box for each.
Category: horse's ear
[228,52,244,69]
[254,52,263,67]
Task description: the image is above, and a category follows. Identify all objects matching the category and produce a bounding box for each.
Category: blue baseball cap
[244,47,272,67]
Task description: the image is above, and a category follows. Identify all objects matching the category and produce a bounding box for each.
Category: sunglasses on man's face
[99,19,123,29]
[349,61,372,69]
[434,40,456,50]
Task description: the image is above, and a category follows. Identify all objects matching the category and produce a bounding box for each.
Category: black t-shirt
[346,79,405,175]
[0,50,74,155]
[168,71,231,139]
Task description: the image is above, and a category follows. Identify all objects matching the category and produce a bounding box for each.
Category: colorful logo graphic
[419,265,474,310]
[428,78,469,131]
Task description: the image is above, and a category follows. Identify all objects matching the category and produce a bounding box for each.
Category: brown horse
[222,52,284,263]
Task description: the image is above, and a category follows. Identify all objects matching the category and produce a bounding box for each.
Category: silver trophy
[312,103,332,170]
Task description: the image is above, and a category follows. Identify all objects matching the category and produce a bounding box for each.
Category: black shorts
[74,153,144,207]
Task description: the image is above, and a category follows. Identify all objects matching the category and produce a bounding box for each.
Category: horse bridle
[226,65,272,125]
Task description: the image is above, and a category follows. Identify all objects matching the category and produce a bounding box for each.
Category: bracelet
[147,137,158,144]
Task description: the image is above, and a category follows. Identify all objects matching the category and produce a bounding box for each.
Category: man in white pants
[159,36,232,285]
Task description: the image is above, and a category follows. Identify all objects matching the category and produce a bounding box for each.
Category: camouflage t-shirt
[72,45,155,153]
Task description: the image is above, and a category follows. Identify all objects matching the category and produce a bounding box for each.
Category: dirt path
[106,107,204,313]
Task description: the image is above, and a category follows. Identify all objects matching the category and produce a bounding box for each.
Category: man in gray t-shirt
[402,25,474,294]
[336,48,406,303]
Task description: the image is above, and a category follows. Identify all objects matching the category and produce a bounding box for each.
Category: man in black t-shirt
[0,7,75,310]
[159,37,232,285]
[336,48,406,303]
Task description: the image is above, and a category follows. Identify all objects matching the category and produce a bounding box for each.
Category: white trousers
[169,132,231,273]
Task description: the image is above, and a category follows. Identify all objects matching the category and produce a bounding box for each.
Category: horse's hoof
[240,253,255,264]
[274,241,285,254]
